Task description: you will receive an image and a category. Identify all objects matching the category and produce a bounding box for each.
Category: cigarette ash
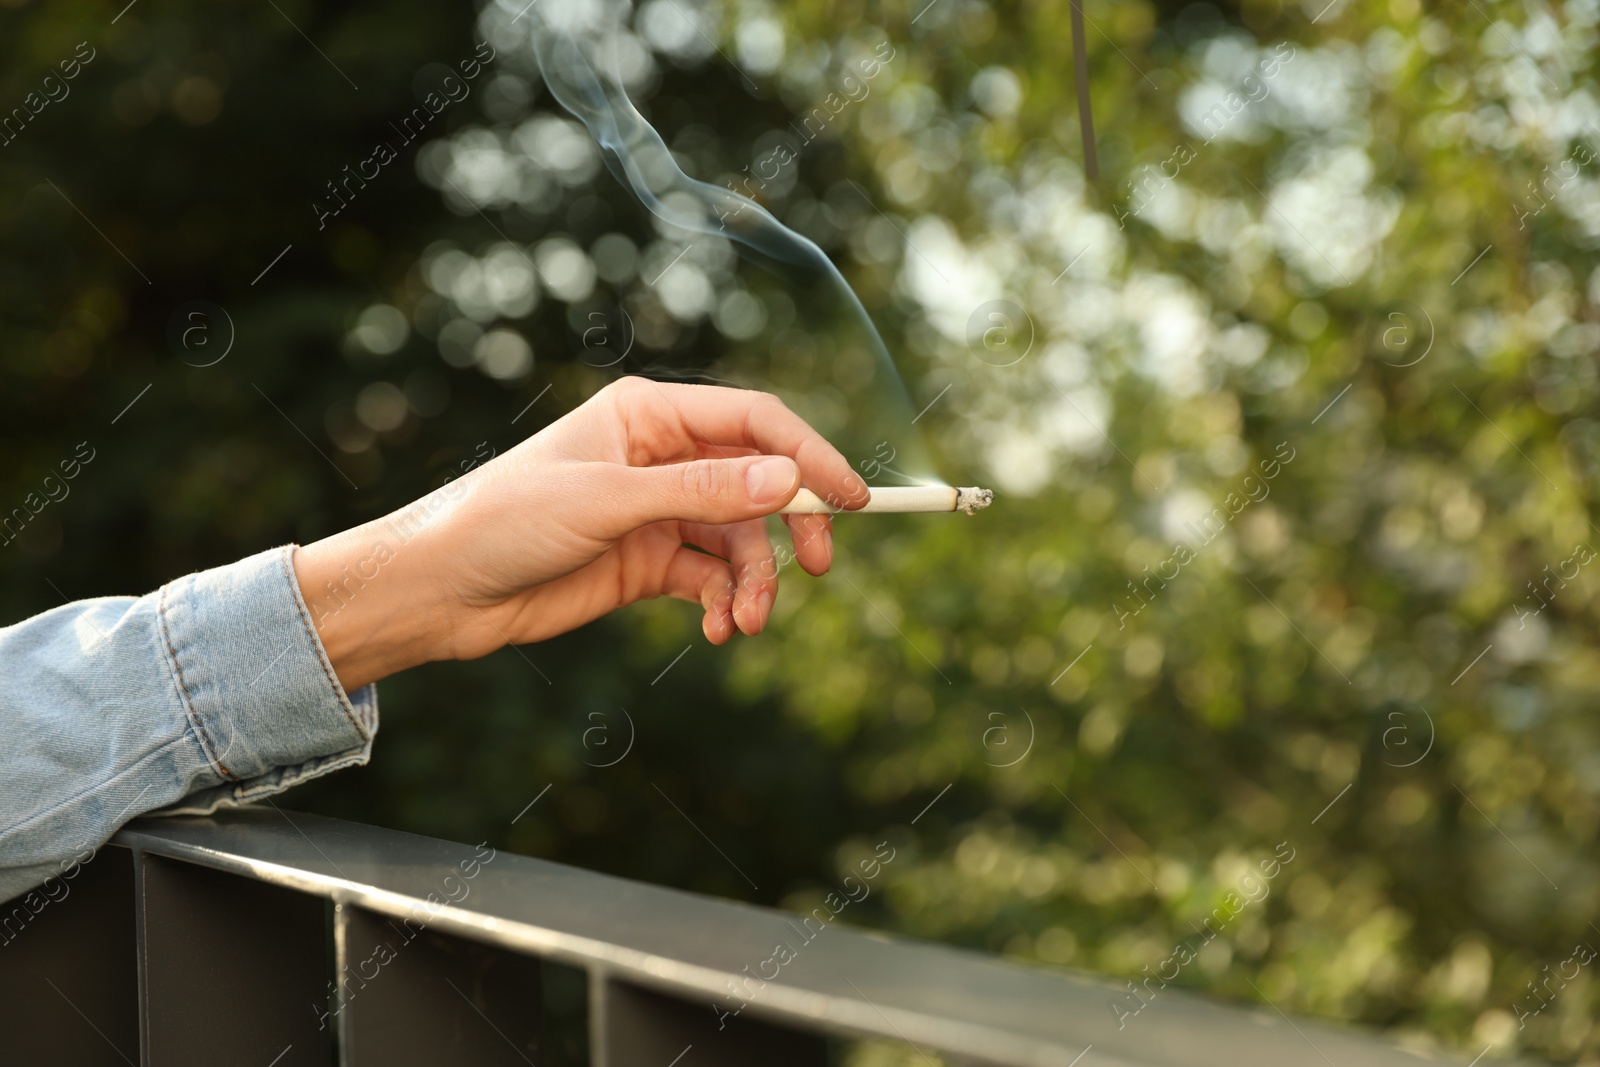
[955,487,994,515]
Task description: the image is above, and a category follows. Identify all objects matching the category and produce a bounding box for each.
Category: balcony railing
[1,808,1478,1065]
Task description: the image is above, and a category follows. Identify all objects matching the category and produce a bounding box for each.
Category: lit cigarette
[779,486,994,515]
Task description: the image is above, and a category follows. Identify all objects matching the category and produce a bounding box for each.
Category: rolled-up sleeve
[0,545,377,903]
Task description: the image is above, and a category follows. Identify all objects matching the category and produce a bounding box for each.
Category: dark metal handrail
[0,809,1478,1065]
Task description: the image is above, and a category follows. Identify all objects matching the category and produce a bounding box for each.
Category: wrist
[291,521,458,691]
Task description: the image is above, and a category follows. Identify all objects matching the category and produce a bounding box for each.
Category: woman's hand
[292,378,869,691]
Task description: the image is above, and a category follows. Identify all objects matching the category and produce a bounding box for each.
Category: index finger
[609,378,870,510]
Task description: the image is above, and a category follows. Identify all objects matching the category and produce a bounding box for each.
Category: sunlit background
[4,0,1599,1061]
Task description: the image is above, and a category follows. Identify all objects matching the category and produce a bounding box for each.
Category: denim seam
[157,743,372,816]
[277,546,369,741]
[157,578,237,781]
[234,748,368,799]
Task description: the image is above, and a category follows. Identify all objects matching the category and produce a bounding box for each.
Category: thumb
[615,455,800,529]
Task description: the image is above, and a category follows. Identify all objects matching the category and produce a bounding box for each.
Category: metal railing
[0,808,1477,1065]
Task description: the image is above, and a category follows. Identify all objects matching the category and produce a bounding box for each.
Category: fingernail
[843,473,869,505]
[823,525,833,563]
[745,457,795,504]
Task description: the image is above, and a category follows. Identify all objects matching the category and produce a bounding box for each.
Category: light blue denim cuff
[154,544,378,816]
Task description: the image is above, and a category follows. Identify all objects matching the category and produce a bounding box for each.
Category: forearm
[0,547,376,906]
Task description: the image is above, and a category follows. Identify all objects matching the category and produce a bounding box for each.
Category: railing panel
[541,958,592,1065]
[138,853,332,1066]
[336,903,542,1066]
[592,974,825,1067]
[112,811,1480,1067]
[0,844,138,1066]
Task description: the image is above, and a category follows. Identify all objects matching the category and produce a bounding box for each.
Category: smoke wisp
[517,0,940,484]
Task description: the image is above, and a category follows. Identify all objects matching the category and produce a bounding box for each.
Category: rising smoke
[510,0,940,484]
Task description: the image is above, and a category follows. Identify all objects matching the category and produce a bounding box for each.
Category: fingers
[682,520,779,635]
[781,512,833,577]
[660,546,738,644]
[604,378,869,511]
[604,455,802,534]
[680,511,835,632]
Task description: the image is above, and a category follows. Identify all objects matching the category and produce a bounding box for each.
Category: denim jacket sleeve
[0,545,377,904]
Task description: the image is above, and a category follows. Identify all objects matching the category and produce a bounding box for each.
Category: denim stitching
[278,547,369,740]
[157,579,237,781]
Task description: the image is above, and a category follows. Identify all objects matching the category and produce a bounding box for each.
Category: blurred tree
[4,0,1600,1061]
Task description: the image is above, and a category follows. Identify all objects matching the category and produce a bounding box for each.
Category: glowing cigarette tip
[779,486,995,515]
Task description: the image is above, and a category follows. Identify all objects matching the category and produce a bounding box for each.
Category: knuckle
[745,392,791,442]
[605,375,649,404]
[738,556,778,595]
[681,460,728,499]
[752,391,788,416]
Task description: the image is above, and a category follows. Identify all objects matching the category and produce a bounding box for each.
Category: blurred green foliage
[4,0,1600,1061]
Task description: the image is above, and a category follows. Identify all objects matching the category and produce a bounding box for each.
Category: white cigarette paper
[779,486,995,515]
